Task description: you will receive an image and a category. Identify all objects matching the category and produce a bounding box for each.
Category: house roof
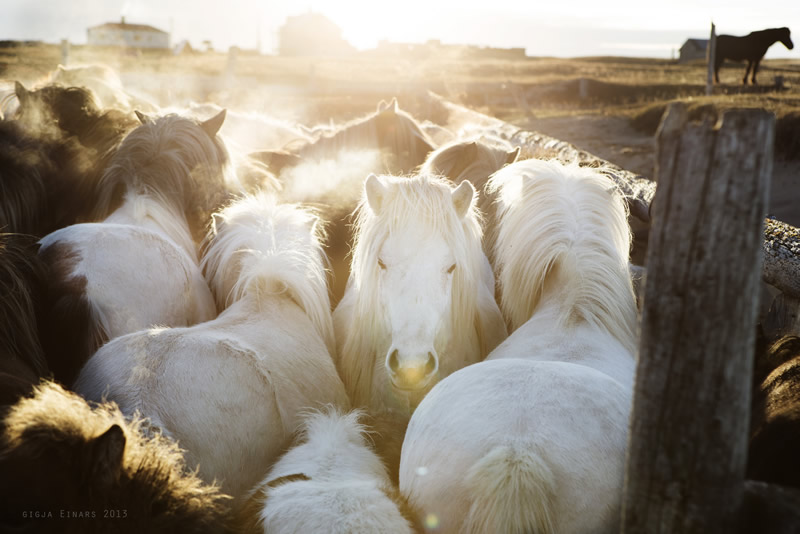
[88,22,167,34]
[682,38,708,49]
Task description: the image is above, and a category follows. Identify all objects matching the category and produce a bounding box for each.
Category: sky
[2,1,798,59]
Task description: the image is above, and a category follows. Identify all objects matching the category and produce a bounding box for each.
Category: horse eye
[447,263,456,274]
[378,258,387,270]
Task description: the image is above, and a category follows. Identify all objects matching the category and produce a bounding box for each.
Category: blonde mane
[201,192,334,355]
[339,174,486,407]
[488,159,637,353]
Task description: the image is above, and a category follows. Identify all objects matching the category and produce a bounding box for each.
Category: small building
[279,12,354,56]
[679,38,708,63]
[87,17,169,49]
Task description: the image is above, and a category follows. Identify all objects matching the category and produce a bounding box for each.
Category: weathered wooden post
[60,39,70,66]
[621,103,774,533]
[707,22,716,93]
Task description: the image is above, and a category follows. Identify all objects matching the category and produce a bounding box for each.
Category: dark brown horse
[0,234,49,408]
[11,82,140,232]
[749,335,800,488]
[714,27,793,84]
[0,382,233,533]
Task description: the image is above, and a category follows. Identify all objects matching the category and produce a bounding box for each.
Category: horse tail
[463,443,556,534]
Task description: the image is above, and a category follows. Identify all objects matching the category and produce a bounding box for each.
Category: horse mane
[201,192,335,355]
[0,381,231,530]
[488,159,637,353]
[299,102,434,173]
[0,233,49,381]
[0,121,52,235]
[339,174,485,407]
[94,113,236,242]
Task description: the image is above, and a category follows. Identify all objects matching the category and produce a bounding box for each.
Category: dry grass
[2,42,799,153]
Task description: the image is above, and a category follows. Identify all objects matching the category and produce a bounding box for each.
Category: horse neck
[512,292,636,387]
[533,262,638,356]
[103,193,197,260]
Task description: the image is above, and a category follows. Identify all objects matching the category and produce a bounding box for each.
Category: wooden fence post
[621,103,775,533]
[707,22,716,93]
[61,39,70,66]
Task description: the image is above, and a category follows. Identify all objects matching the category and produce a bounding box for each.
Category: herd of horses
[0,62,798,533]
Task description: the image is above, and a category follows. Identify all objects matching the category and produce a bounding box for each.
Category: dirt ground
[523,113,800,228]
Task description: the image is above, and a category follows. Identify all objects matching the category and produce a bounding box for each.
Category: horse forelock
[488,160,637,352]
[341,174,484,406]
[95,114,235,236]
[1,381,230,520]
[202,193,334,353]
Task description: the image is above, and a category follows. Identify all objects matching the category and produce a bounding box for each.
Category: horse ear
[134,110,152,125]
[200,109,226,137]
[14,81,29,103]
[452,180,475,219]
[89,424,126,488]
[377,100,389,113]
[506,147,521,165]
[365,174,389,215]
[390,97,398,112]
[466,141,479,159]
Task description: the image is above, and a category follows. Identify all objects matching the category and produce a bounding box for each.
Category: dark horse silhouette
[714,27,793,84]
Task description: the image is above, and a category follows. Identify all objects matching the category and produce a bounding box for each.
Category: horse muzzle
[385,347,439,390]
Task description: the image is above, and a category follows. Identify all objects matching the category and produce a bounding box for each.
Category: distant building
[369,39,526,60]
[279,12,354,56]
[679,39,708,62]
[87,17,169,49]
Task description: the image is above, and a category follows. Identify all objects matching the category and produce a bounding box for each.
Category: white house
[87,17,169,49]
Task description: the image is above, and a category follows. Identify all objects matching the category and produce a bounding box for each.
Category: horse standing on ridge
[714,27,793,84]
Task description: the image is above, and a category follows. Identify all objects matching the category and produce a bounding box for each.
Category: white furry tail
[463,444,556,534]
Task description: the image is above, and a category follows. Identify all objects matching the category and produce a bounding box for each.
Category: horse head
[338,173,492,413]
[779,27,794,50]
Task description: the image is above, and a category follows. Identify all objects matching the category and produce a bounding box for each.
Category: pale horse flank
[238,409,415,534]
[38,110,234,386]
[75,193,350,500]
[333,173,507,416]
[400,159,638,534]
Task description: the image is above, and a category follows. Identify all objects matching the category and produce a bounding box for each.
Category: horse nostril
[388,349,400,373]
[425,352,437,376]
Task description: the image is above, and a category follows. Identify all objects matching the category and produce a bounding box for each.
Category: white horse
[239,409,415,533]
[399,159,638,534]
[38,110,234,385]
[75,193,350,500]
[333,173,507,416]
